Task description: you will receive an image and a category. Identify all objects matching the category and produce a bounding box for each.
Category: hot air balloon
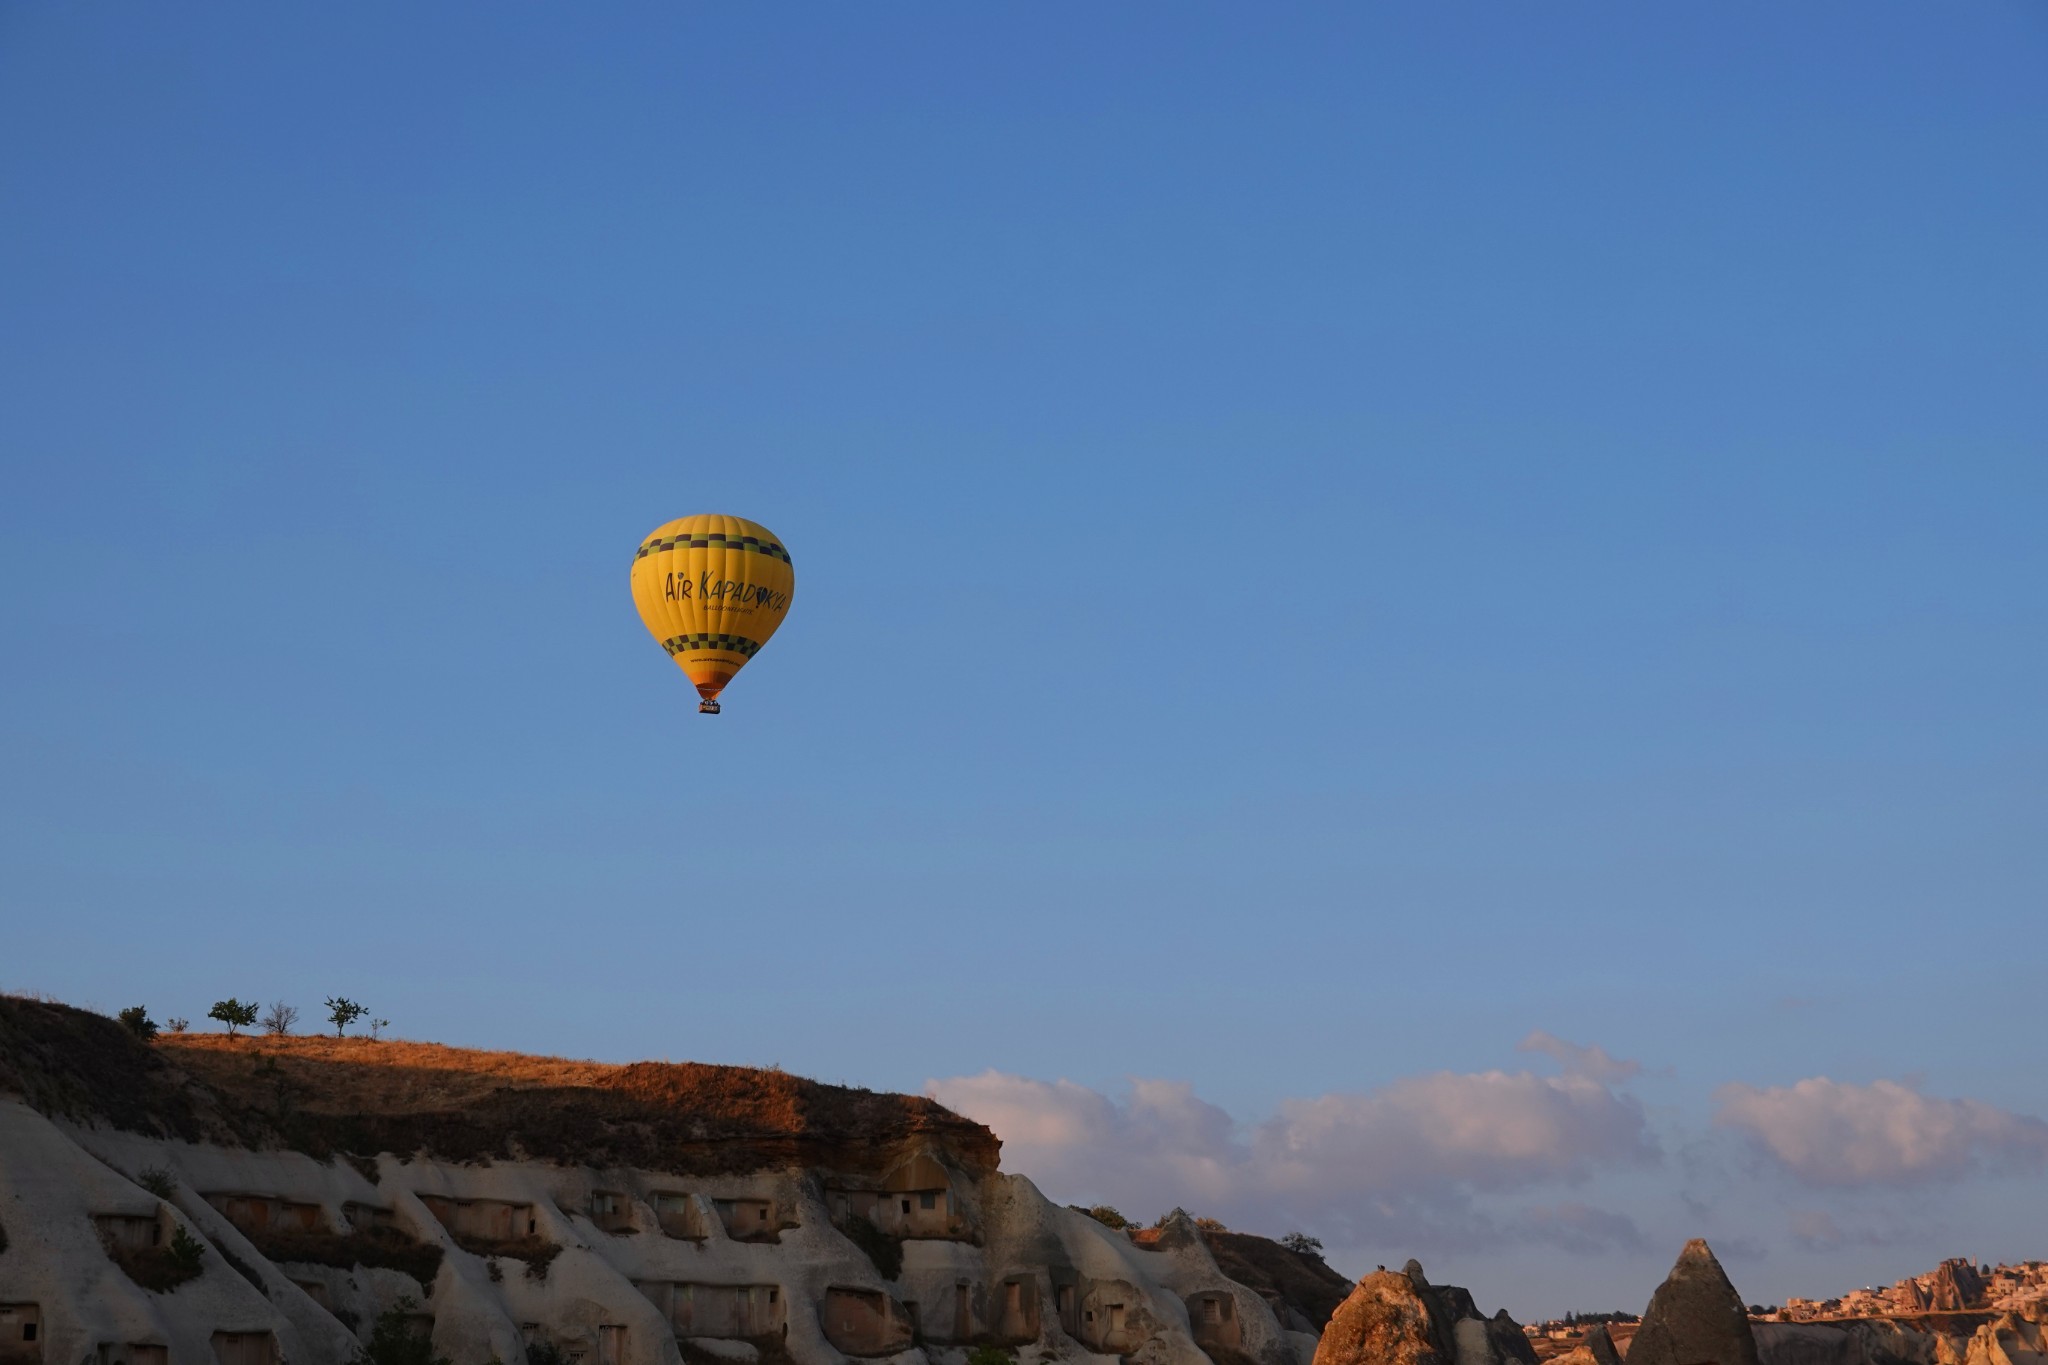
[630,514,795,714]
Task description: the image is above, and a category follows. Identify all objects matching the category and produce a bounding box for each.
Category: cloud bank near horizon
[1715,1077,2048,1187]
[929,1042,2048,1264]
[927,1041,1658,1254]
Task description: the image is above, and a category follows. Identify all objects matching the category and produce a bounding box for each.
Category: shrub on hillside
[349,1297,450,1365]
[245,1223,443,1290]
[118,1006,159,1041]
[107,1221,208,1292]
[1077,1204,1129,1230]
[167,1224,207,1278]
[522,1240,562,1282]
[135,1166,177,1199]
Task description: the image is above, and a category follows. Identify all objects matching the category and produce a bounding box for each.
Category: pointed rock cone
[1629,1240,1761,1365]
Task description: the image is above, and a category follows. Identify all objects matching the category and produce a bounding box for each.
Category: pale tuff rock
[1312,1262,1535,1365]
[0,1098,357,1365]
[1753,1320,1953,1365]
[1128,1212,1305,1365]
[1844,1319,1947,1365]
[1314,1271,1448,1365]
[1455,1318,1503,1365]
[0,994,1348,1365]
[1882,1265,1997,1316]
[0,1097,1311,1365]
[1961,1316,2048,1365]
[1629,1241,1760,1365]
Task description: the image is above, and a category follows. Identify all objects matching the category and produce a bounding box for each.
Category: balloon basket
[698,699,722,715]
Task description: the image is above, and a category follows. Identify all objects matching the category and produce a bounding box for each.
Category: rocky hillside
[0,996,1000,1176]
[0,996,1326,1365]
[22,997,2035,1365]
[1202,1232,1354,1333]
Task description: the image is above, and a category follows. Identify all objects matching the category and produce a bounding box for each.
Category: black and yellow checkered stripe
[662,633,763,658]
[636,533,792,564]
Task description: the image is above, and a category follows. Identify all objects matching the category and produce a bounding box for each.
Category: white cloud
[927,1061,1657,1253]
[923,1072,1244,1211]
[1714,1077,2048,1187]
[1252,1070,1656,1194]
[1517,1031,1642,1084]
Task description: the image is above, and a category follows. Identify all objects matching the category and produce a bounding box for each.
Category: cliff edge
[0,995,1318,1365]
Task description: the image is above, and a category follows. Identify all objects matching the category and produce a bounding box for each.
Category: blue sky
[3,2,2045,1316]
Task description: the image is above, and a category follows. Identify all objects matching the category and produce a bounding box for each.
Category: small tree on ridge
[326,997,368,1037]
[208,999,258,1037]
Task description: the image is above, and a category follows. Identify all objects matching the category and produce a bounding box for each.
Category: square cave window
[900,1200,911,1214]
[768,1291,778,1303]
[24,1325,38,1342]
[919,1192,937,1210]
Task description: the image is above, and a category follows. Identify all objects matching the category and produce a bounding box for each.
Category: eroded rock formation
[1314,1270,1447,1365]
[1629,1241,1760,1365]
[0,997,1336,1365]
[1959,1315,2048,1365]
[1311,1260,1535,1365]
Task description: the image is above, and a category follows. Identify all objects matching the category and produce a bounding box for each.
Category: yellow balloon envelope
[629,514,795,713]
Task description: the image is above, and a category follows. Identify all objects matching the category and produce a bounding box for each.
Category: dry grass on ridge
[157,1031,999,1173]
[4,996,998,1172]
[162,1033,627,1114]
